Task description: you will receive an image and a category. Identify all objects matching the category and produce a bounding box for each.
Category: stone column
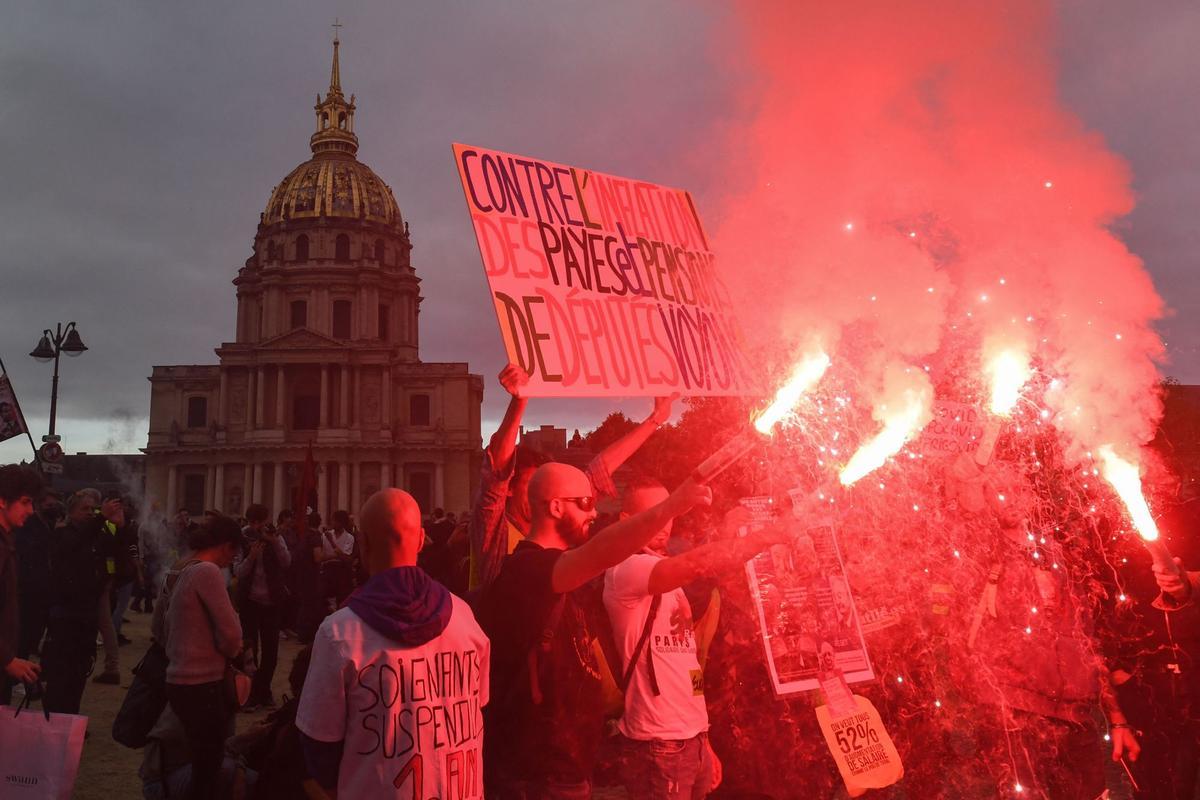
[339,366,350,427]
[213,464,225,513]
[381,365,391,430]
[218,369,228,427]
[205,464,215,511]
[380,461,391,489]
[165,464,178,513]
[275,366,287,430]
[352,462,362,512]
[320,364,329,428]
[272,461,285,518]
[317,461,329,522]
[434,462,445,509]
[252,462,263,504]
[336,461,349,512]
[352,366,361,429]
[246,367,256,430]
[255,366,266,428]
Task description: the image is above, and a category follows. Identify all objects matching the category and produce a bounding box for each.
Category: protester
[314,509,356,611]
[154,514,243,800]
[42,489,122,713]
[234,502,290,711]
[479,461,711,797]
[93,488,132,684]
[139,706,193,799]
[469,363,675,591]
[110,496,142,647]
[0,464,43,705]
[131,504,166,613]
[966,479,1141,797]
[14,487,61,661]
[604,480,791,799]
[297,488,490,798]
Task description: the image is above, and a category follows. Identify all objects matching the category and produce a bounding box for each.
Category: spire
[310,22,358,159]
[329,20,342,94]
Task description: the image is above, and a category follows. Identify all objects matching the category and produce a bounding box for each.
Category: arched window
[265,241,277,262]
[290,300,307,330]
[295,234,309,262]
[321,113,329,130]
[338,112,347,130]
[374,239,385,263]
[335,234,351,261]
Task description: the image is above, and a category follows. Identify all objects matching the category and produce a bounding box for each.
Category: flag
[0,373,29,444]
[293,442,317,536]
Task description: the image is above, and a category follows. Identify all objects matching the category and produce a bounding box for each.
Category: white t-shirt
[296,596,490,798]
[321,529,356,558]
[604,552,709,740]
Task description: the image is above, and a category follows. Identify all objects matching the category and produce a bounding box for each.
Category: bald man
[604,478,790,799]
[480,463,712,798]
[297,489,490,799]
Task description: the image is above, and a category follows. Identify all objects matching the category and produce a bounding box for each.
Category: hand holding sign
[650,393,679,426]
[498,363,530,399]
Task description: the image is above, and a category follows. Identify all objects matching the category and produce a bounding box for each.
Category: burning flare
[985,349,1031,416]
[754,351,831,435]
[839,381,931,486]
[1098,445,1159,541]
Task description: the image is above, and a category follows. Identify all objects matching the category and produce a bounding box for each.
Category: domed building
[145,38,483,519]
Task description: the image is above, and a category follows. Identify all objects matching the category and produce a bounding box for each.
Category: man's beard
[559,517,593,547]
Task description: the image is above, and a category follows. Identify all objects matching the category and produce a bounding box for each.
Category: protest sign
[0,375,29,444]
[919,400,984,456]
[453,143,753,397]
[739,495,874,695]
[815,694,904,796]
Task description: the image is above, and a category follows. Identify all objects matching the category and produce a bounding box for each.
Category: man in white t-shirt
[297,489,490,799]
[604,477,787,799]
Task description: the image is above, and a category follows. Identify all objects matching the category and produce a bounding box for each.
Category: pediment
[256,328,346,351]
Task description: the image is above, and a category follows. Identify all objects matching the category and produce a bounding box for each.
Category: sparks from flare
[1098,445,1159,541]
[754,351,831,435]
[838,389,929,486]
[985,349,1031,415]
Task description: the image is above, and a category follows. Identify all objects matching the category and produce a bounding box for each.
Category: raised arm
[594,395,676,477]
[551,479,711,594]
[488,364,530,474]
[647,521,791,595]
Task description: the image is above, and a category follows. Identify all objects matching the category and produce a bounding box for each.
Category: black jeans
[40,617,96,715]
[167,680,233,800]
[239,599,281,702]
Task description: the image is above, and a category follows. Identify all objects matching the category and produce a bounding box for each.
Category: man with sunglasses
[480,461,712,799]
[469,364,675,592]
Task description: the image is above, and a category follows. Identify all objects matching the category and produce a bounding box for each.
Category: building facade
[144,38,483,520]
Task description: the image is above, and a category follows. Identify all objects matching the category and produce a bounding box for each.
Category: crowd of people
[1,364,1199,799]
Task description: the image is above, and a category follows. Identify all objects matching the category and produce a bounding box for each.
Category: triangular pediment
[256,328,347,351]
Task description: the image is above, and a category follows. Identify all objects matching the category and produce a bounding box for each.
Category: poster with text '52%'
[454,143,754,397]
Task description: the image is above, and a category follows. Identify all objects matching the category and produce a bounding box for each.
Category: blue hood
[347,566,451,646]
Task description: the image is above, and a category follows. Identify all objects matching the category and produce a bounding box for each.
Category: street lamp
[28,321,87,440]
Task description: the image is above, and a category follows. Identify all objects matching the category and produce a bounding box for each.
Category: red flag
[293,442,317,536]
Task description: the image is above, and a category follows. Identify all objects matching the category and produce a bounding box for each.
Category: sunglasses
[556,496,597,512]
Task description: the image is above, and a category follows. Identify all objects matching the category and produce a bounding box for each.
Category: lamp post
[29,321,88,441]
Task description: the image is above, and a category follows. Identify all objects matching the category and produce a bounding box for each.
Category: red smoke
[713,0,1165,461]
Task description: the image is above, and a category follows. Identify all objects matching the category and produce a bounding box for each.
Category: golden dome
[261,35,402,230]
[262,156,402,228]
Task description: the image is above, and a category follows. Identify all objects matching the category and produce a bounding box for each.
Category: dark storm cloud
[0,1,1194,459]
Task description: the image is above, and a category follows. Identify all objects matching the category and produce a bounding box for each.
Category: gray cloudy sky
[1,1,1196,463]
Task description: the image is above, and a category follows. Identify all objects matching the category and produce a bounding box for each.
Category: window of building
[186,396,207,428]
[338,112,347,130]
[293,395,320,430]
[332,300,352,339]
[295,234,309,262]
[407,469,432,514]
[265,241,276,262]
[291,300,308,330]
[335,234,351,261]
[374,239,385,263]
[409,393,431,427]
[378,304,390,341]
[183,474,206,515]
